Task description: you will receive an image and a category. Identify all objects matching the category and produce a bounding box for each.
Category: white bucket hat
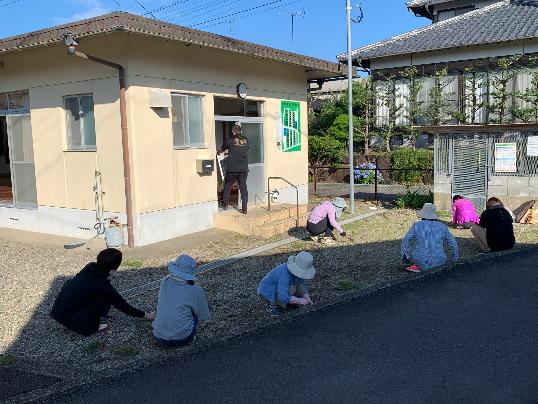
[331,197,348,219]
[167,254,197,281]
[417,203,439,220]
[287,251,316,280]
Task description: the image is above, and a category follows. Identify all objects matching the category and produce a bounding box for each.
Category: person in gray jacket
[153,255,209,348]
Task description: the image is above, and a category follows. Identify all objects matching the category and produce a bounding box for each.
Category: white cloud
[53,0,111,24]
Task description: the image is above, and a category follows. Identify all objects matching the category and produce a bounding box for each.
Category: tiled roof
[339,0,538,64]
[0,12,344,78]
[407,0,453,8]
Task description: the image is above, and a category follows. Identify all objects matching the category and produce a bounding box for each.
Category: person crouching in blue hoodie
[257,251,316,316]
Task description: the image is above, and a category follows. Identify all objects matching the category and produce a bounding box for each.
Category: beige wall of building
[0,33,311,243]
[0,36,129,214]
[126,34,309,215]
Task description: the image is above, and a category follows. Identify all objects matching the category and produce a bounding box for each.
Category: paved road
[51,250,538,404]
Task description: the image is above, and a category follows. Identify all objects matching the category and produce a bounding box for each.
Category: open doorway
[215,121,239,206]
[214,97,265,209]
[0,116,12,203]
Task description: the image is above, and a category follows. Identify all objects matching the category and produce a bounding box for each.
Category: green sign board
[281,100,301,152]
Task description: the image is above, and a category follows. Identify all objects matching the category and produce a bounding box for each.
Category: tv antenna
[279,9,305,48]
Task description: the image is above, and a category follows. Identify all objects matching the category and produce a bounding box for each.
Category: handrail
[267,176,300,229]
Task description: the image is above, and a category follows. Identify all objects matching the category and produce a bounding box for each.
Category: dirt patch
[1,209,537,382]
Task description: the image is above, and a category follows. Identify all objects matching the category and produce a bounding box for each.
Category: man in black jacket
[218,123,249,214]
[50,248,154,336]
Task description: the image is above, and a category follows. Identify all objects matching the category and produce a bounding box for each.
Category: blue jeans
[154,315,198,348]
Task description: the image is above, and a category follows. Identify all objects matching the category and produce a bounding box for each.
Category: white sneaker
[321,237,336,245]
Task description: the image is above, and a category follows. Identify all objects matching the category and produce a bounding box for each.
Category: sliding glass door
[7,114,37,207]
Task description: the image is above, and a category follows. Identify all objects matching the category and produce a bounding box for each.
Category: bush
[395,191,434,209]
[353,162,383,184]
[327,114,366,145]
[391,148,433,186]
[308,135,345,167]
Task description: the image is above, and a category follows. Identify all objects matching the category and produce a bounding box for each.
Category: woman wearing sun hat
[401,203,459,273]
[153,255,210,347]
[257,251,316,316]
[306,197,348,244]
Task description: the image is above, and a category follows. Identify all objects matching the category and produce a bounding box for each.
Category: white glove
[289,296,308,306]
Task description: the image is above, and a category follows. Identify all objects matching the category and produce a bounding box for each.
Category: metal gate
[452,134,488,211]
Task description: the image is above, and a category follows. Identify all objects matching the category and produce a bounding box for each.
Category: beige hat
[287,251,316,280]
[417,203,439,220]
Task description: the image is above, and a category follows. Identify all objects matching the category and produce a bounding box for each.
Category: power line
[164,0,247,24]
[131,0,156,18]
[200,0,300,29]
[0,0,22,8]
[144,0,197,16]
[191,0,297,27]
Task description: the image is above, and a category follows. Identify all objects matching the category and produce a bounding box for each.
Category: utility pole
[280,10,305,48]
[346,0,355,214]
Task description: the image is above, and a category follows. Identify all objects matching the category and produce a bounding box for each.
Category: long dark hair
[486,197,504,210]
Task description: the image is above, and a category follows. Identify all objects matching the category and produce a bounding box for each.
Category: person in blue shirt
[257,251,316,316]
[152,255,210,348]
[401,203,459,273]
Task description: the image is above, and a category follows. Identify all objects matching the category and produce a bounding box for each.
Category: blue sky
[0,0,426,61]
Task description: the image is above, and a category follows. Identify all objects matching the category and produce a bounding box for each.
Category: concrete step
[252,214,309,238]
[214,204,309,237]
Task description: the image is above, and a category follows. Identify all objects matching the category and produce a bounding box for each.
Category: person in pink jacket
[452,195,480,229]
[306,197,347,244]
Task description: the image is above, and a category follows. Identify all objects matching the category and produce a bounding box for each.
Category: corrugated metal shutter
[452,134,487,211]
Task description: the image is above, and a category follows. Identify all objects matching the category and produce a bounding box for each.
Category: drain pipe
[66,45,135,247]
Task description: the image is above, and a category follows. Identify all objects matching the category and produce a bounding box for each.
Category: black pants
[306,218,334,237]
[223,172,248,210]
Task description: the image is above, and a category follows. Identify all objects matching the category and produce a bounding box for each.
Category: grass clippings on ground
[121,259,144,269]
[112,344,140,358]
[84,340,105,354]
[0,353,16,366]
[336,280,363,291]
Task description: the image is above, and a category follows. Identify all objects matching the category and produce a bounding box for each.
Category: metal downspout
[67,48,135,247]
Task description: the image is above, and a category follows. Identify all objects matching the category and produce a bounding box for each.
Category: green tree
[488,55,522,124]
[400,66,425,147]
[327,114,366,147]
[308,135,345,167]
[426,68,457,126]
[513,59,538,123]
[375,74,403,151]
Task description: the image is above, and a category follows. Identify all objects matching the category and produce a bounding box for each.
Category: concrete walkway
[50,249,538,404]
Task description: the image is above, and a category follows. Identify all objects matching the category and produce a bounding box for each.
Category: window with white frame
[394,80,410,126]
[64,94,96,150]
[172,94,204,148]
[375,81,391,127]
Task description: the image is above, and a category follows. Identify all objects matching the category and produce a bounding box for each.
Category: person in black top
[471,197,515,253]
[50,248,155,336]
[218,123,249,214]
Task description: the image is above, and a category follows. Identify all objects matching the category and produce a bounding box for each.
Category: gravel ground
[1,209,537,378]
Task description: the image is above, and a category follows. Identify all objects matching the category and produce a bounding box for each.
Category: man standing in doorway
[218,122,249,214]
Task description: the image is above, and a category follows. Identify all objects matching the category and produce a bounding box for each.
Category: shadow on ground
[1,223,535,403]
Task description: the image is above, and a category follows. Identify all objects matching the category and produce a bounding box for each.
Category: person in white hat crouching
[306,197,348,244]
[257,251,316,316]
[401,203,459,273]
[152,255,210,348]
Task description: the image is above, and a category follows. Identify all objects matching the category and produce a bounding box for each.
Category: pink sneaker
[406,264,421,273]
